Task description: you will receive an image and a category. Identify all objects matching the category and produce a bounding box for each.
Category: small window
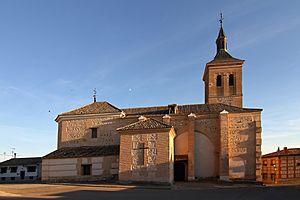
[271,173,276,181]
[229,74,234,86]
[29,176,33,180]
[262,173,268,180]
[82,164,91,176]
[271,160,276,166]
[10,167,17,173]
[297,163,300,166]
[263,160,267,166]
[1,177,5,181]
[11,177,15,181]
[91,128,97,138]
[216,75,222,87]
[0,167,7,174]
[27,166,36,172]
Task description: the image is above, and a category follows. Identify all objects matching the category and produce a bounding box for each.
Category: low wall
[42,155,118,182]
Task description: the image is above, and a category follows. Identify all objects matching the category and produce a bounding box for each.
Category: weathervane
[219,13,224,26]
[93,88,97,103]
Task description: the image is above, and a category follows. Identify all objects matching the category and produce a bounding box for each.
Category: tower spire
[216,13,228,53]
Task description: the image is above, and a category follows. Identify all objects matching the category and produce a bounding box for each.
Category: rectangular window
[10,167,17,173]
[0,167,7,174]
[29,176,33,180]
[138,143,145,166]
[81,164,91,175]
[1,177,5,181]
[91,128,97,138]
[27,166,36,172]
[271,174,276,181]
[216,75,222,87]
[262,173,268,180]
[11,177,15,181]
[297,163,300,167]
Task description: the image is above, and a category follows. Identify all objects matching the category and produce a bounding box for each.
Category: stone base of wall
[42,175,118,183]
[117,180,172,186]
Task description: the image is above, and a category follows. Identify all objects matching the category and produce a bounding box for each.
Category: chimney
[163,114,171,125]
[284,147,288,153]
[14,153,16,158]
[168,104,177,114]
[138,116,147,121]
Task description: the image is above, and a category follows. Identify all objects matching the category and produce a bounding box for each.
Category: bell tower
[203,15,244,108]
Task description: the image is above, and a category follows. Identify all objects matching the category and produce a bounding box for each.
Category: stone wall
[119,129,175,183]
[219,111,262,181]
[42,155,119,182]
[58,115,136,148]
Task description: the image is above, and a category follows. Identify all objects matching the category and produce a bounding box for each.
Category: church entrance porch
[174,155,188,182]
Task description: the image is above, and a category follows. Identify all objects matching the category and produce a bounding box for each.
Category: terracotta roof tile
[262,148,300,158]
[60,102,121,116]
[122,106,169,115]
[117,118,171,131]
[57,102,261,118]
[176,103,261,114]
[43,145,119,159]
[0,157,41,166]
[207,49,244,64]
[122,103,261,116]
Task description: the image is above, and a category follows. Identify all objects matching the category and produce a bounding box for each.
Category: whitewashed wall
[0,164,40,182]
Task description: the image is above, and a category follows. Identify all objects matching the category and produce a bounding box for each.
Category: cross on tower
[219,13,224,26]
[93,88,97,103]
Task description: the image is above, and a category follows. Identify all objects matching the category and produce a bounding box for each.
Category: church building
[42,21,263,184]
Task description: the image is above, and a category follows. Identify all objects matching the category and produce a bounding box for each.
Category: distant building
[0,157,42,182]
[42,20,263,184]
[262,147,300,184]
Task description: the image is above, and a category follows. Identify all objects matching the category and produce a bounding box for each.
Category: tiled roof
[176,103,261,114]
[262,148,300,158]
[122,106,169,115]
[0,157,42,166]
[43,145,119,159]
[60,102,121,116]
[117,118,172,131]
[122,103,261,116]
[207,49,244,64]
[57,101,261,119]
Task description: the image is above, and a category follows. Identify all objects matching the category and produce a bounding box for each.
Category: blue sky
[0,0,299,161]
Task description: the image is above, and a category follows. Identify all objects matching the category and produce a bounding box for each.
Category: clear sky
[0,0,299,162]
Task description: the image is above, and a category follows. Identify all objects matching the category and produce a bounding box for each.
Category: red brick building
[262,147,300,184]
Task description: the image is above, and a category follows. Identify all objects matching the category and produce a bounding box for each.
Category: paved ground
[0,183,299,200]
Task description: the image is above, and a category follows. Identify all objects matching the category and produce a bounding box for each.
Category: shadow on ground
[0,183,300,200]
